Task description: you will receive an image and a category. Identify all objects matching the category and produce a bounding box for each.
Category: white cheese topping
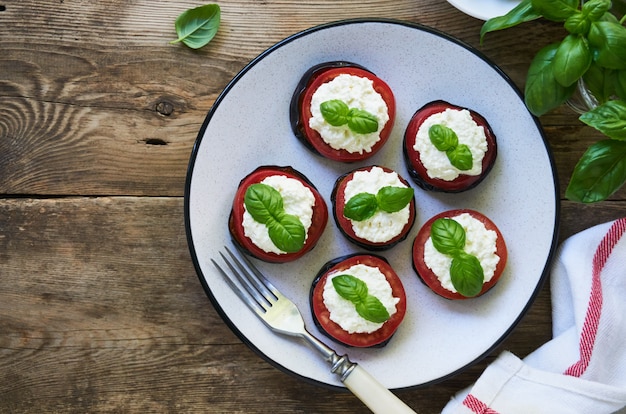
[323,263,399,334]
[343,166,411,243]
[309,73,389,154]
[242,175,315,254]
[413,108,487,181]
[423,213,500,293]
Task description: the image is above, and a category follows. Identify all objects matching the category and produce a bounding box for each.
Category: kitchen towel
[442,217,626,414]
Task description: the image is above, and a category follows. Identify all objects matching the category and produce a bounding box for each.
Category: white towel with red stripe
[442,218,626,414]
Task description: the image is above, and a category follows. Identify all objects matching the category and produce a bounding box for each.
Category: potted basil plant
[481,0,626,203]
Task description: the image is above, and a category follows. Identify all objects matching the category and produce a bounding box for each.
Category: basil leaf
[565,139,626,203]
[450,251,485,297]
[171,4,220,49]
[356,295,390,324]
[244,183,283,224]
[553,34,592,87]
[588,21,626,70]
[531,0,579,22]
[429,124,458,151]
[582,0,611,21]
[431,218,466,255]
[332,274,368,303]
[480,0,541,43]
[332,275,390,323]
[376,186,414,213]
[343,193,378,221]
[565,12,591,35]
[525,43,577,116]
[347,108,379,134]
[579,100,626,140]
[446,144,474,171]
[320,99,350,126]
[267,214,306,253]
[583,62,615,103]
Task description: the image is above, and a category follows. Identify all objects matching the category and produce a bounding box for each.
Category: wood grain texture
[1,0,625,413]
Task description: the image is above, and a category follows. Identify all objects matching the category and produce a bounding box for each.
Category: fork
[212,245,417,414]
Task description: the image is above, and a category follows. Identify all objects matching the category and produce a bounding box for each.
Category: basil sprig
[428,124,473,170]
[332,274,390,323]
[480,0,626,203]
[431,218,484,297]
[320,99,379,134]
[244,183,306,253]
[343,186,414,221]
[171,4,221,50]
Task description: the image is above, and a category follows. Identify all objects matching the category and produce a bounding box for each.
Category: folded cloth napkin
[442,217,626,414]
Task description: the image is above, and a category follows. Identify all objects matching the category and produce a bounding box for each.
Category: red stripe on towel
[564,218,626,377]
[462,394,500,414]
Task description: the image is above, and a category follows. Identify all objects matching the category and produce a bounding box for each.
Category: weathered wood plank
[2,196,622,413]
[0,0,580,197]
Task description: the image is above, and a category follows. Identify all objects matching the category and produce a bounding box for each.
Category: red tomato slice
[290,62,396,162]
[412,209,507,300]
[310,254,407,348]
[403,100,497,192]
[331,165,416,250]
[229,165,328,263]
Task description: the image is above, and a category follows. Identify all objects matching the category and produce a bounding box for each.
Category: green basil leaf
[565,139,626,203]
[446,144,474,171]
[244,183,283,224]
[450,251,485,297]
[531,0,579,21]
[332,274,369,303]
[597,11,620,23]
[579,100,626,140]
[376,186,414,213]
[429,124,458,151]
[480,0,541,43]
[355,295,390,323]
[583,62,616,103]
[320,99,350,127]
[525,43,577,116]
[588,21,626,70]
[343,193,378,221]
[267,214,305,253]
[431,218,466,255]
[347,108,379,134]
[582,0,611,21]
[171,4,221,49]
[565,12,591,35]
[553,34,592,87]
[615,70,626,101]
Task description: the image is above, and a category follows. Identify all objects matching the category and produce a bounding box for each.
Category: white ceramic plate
[185,19,559,390]
[447,0,521,20]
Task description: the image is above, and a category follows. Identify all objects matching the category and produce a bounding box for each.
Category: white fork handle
[343,365,417,414]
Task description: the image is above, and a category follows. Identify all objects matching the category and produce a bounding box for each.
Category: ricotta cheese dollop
[309,74,389,154]
[323,263,399,334]
[343,166,411,243]
[423,212,500,293]
[413,108,487,181]
[242,175,315,254]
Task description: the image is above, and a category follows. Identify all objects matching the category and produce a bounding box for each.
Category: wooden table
[2,1,625,412]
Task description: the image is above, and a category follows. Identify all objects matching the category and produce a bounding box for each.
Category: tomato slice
[331,165,416,250]
[412,209,508,300]
[229,165,328,263]
[290,61,396,162]
[403,100,498,192]
[310,254,407,348]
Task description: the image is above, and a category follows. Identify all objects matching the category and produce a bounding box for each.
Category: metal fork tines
[211,245,356,377]
[212,246,303,337]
